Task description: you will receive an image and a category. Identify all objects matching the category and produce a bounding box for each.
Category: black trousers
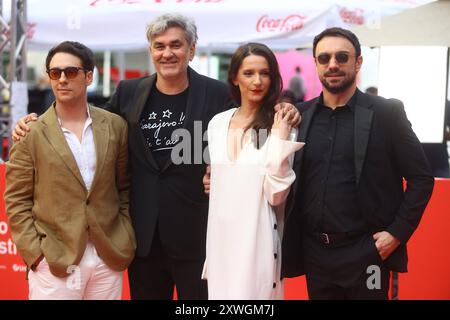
[128,228,207,300]
[303,233,391,300]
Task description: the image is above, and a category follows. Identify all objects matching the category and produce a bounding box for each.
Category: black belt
[315,231,365,246]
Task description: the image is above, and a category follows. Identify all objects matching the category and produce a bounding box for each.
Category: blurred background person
[365,86,378,96]
[279,89,297,105]
[288,66,306,103]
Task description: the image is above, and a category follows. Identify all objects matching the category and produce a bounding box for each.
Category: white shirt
[58,106,96,192]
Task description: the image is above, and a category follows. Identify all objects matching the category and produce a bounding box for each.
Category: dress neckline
[225,108,252,164]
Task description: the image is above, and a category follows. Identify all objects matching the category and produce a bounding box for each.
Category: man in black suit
[102,14,233,300]
[282,28,434,299]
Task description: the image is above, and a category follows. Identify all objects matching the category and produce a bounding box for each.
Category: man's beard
[320,71,356,94]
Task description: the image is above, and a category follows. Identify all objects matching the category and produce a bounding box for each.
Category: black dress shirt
[299,93,367,233]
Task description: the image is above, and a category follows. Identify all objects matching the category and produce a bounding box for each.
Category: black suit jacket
[282,89,434,277]
[105,67,232,259]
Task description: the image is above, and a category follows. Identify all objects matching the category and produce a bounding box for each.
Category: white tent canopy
[4,0,434,51]
[353,0,450,46]
[351,0,450,143]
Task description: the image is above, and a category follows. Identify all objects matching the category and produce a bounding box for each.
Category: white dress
[202,108,304,300]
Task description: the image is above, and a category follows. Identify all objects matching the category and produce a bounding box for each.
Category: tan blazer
[4,105,136,278]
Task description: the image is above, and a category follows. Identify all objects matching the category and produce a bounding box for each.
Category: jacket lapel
[354,90,374,185]
[286,100,318,219]
[41,106,86,189]
[182,67,206,131]
[296,102,317,159]
[129,75,160,171]
[88,106,108,195]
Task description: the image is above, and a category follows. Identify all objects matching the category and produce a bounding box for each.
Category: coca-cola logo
[339,8,365,25]
[256,14,306,33]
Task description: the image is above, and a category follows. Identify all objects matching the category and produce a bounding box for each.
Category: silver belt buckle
[320,233,330,245]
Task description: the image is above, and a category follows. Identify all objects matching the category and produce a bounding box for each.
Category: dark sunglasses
[47,67,86,80]
[316,52,352,65]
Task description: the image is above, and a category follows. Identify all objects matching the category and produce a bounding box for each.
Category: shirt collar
[318,90,358,112]
[57,104,92,128]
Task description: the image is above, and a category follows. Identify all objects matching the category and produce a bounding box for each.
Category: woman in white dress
[202,43,305,299]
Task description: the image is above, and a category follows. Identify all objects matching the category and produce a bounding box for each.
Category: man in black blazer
[282,28,434,299]
[103,14,233,300]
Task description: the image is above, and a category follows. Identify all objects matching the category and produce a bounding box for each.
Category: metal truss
[0,0,27,160]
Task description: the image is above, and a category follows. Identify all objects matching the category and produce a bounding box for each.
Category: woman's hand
[271,109,292,140]
[274,103,301,127]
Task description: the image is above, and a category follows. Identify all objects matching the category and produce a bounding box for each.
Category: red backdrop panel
[397,178,450,299]
[1,165,449,299]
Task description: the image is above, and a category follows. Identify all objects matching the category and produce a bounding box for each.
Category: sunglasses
[47,67,86,80]
[316,52,352,65]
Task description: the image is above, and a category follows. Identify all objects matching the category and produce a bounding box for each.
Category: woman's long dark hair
[228,42,283,148]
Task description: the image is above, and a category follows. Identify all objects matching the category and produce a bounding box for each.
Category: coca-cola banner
[3,0,432,51]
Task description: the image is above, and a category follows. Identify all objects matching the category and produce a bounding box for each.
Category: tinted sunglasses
[316,52,352,65]
[47,67,86,80]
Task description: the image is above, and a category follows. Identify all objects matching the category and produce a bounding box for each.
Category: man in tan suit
[4,41,136,299]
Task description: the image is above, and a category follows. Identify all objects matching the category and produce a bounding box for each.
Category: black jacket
[105,67,232,259]
[282,89,434,277]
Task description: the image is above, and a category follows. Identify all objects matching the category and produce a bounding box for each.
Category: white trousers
[28,242,123,300]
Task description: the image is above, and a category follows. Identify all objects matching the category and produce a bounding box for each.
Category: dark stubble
[320,69,357,94]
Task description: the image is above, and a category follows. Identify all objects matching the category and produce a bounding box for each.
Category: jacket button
[274,253,277,259]
[273,282,276,288]
[86,200,90,205]
[274,224,277,230]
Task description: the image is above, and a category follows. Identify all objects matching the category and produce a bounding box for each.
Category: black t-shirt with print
[140,86,188,168]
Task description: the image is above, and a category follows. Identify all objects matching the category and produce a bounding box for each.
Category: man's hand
[274,103,301,128]
[203,165,211,195]
[12,113,38,142]
[373,231,400,261]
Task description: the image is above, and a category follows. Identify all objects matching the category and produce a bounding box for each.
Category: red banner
[1,164,449,300]
[0,165,29,299]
